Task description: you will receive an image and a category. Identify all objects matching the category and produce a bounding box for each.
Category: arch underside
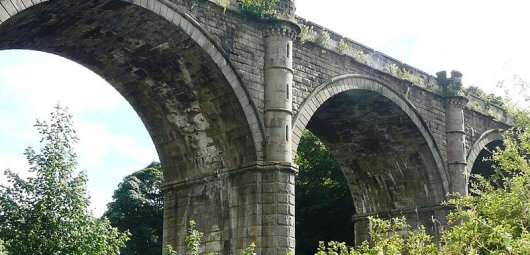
[0,0,258,182]
[467,129,504,181]
[306,90,446,215]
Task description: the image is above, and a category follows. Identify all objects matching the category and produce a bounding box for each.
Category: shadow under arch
[0,1,267,252]
[292,74,449,242]
[466,129,504,189]
[0,0,264,181]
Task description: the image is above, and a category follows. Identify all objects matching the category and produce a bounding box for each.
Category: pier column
[438,71,469,195]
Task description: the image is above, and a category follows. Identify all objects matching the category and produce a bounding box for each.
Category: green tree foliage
[0,105,129,255]
[104,162,163,255]
[438,110,530,255]
[316,110,530,254]
[295,131,354,254]
[465,85,506,107]
[0,239,8,255]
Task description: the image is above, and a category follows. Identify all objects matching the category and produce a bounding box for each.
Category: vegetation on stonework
[0,105,129,255]
[465,85,507,107]
[295,131,354,254]
[218,0,230,12]
[104,162,163,255]
[239,0,280,21]
[469,74,530,111]
[337,39,350,54]
[317,110,530,255]
[242,242,257,255]
[300,24,318,44]
[316,30,331,48]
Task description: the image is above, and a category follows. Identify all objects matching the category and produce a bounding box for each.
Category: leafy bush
[242,242,257,255]
[316,217,436,255]
[316,30,331,48]
[239,0,279,21]
[338,39,350,54]
[300,24,318,44]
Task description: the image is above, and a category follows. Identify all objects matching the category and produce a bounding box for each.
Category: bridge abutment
[162,162,296,254]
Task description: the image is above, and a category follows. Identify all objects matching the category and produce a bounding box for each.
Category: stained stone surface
[306,90,447,241]
[0,0,513,253]
[0,0,257,182]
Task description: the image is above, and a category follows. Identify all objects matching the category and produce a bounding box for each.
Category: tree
[0,105,129,255]
[104,162,164,255]
[316,110,530,254]
[295,131,354,254]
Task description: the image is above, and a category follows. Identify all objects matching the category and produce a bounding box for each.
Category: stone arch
[292,74,449,242]
[466,129,504,177]
[293,74,448,192]
[0,0,265,182]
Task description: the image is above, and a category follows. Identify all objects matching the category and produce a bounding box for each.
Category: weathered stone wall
[156,0,268,115]
[0,0,514,253]
[307,90,446,214]
[163,163,296,254]
[464,106,510,155]
[0,0,265,180]
[290,75,450,243]
[466,129,504,175]
[291,39,449,162]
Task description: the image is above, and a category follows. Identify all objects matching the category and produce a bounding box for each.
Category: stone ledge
[352,204,455,221]
[161,161,299,191]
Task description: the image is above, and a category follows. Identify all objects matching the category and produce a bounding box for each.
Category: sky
[1,0,529,217]
[298,0,530,97]
[0,50,159,216]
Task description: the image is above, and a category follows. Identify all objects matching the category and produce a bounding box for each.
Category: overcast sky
[1,0,529,216]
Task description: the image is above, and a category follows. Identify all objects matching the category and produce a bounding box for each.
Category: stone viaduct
[0,0,513,254]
